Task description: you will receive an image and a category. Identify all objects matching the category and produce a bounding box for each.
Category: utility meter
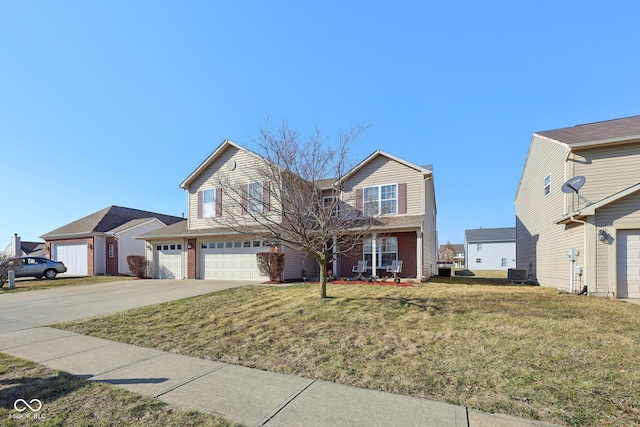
[567,248,580,261]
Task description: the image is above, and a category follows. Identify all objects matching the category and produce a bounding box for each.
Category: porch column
[332,235,337,276]
[371,233,377,278]
[416,230,423,280]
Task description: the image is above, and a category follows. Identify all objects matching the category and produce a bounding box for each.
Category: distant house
[438,244,464,268]
[40,206,184,276]
[465,228,515,270]
[515,115,640,297]
[2,234,45,258]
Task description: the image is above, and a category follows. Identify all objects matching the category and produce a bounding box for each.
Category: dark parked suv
[7,256,68,279]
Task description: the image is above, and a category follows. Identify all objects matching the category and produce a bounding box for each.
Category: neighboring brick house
[465,228,515,271]
[139,139,438,281]
[439,244,464,268]
[516,115,640,297]
[40,206,184,276]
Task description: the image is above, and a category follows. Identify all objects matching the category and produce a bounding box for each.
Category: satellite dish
[562,176,586,194]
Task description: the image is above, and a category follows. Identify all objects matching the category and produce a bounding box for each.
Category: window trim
[363,237,398,268]
[108,244,114,258]
[248,181,264,214]
[203,188,216,218]
[362,183,398,217]
[544,174,551,197]
[323,196,341,217]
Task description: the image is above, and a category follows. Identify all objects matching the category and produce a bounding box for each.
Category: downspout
[569,215,588,295]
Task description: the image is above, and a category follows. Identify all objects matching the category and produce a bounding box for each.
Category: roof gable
[180,139,262,190]
[108,218,165,235]
[339,150,432,185]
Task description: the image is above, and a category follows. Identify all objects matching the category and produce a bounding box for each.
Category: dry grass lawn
[0,353,234,426]
[55,282,640,426]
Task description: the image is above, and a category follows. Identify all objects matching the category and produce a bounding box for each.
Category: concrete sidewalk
[0,327,558,427]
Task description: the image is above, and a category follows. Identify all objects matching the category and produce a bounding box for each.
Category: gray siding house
[515,115,640,297]
[465,228,515,270]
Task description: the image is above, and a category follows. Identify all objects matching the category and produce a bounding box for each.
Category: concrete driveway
[0,279,251,333]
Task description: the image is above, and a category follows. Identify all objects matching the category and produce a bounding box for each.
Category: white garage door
[200,241,269,280]
[156,244,183,279]
[52,243,88,276]
[617,230,640,298]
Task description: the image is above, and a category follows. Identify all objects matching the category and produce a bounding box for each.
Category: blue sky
[2,1,639,246]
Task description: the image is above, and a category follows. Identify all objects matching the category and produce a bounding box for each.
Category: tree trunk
[319,259,328,299]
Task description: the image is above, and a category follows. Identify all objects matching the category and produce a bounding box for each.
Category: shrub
[127,255,151,279]
[256,252,285,282]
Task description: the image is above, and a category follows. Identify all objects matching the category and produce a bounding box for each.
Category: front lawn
[0,353,233,426]
[0,276,135,293]
[54,283,640,426]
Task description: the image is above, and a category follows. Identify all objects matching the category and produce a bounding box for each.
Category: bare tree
[0,253,20,288]
[213,117,374,298]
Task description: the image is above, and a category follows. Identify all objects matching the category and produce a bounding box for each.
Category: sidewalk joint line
[258,379,317,426]
[153,363,230,398]
[0,331,80,351]
[39,342,120,363]
[91,352,167,378]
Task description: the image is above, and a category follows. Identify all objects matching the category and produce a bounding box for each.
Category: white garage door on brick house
[156,243,183,279]
[199,240,269,280]
[617,229,640,298]
[52,242,88,276]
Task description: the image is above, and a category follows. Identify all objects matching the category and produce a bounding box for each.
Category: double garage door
[200,241,268,280]
[617,230,640,298]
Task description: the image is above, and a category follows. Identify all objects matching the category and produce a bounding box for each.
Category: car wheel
[44,269,57,279]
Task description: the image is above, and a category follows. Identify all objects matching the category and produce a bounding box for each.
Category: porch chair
[352,260,367,281]
[386,260,403,283]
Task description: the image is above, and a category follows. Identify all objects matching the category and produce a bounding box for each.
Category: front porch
[334,231,421,280]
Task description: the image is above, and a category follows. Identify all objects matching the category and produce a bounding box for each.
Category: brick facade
[338,231,417,279]
[187,238,197,279]
[106,237,118,275]
[45,237,94,276]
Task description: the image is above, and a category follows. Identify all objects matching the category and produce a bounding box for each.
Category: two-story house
[464,228,515,270]
[139,139,438,281]
[439,244,465,268]
[515,115,640,298]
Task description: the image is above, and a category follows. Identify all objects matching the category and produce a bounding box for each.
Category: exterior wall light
[598,229,608,243]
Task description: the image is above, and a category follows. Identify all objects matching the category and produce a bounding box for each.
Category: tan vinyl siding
[515,135,572,288]
[188,147,279,229]
[594,190,640,296]
[282,245,316,280]
[572,143,640,206]
[422,177,437,277]
[343,155,425,216]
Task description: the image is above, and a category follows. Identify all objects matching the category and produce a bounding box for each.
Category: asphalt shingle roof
[41,206,185,239]
[536,115,640,145]
[465,227,515,243]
